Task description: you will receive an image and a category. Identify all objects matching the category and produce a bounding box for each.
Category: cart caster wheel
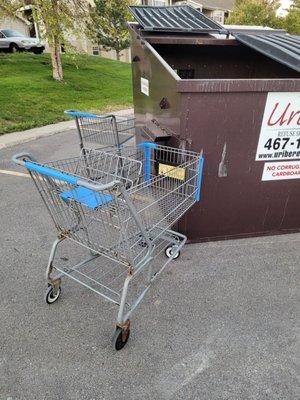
[45,285,61,304]
[165,245,180,260]
[113,327,130,351]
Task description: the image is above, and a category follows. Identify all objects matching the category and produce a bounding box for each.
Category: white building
[0,14,30,36]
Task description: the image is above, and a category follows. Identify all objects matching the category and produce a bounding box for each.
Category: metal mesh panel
[76,114,135,147]
[24,145,202,269]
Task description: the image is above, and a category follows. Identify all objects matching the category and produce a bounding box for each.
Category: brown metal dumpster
[129,5,300,242]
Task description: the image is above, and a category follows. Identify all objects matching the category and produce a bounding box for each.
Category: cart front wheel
[165,245,180,260]
[45,285,61,304]
[113,327,130,351]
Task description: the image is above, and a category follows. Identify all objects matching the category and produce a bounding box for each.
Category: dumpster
[128,5,300,242]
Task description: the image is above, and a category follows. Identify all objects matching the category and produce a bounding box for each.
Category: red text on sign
[267,102,300,127]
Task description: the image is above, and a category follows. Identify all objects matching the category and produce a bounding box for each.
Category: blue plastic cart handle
[24,161,78,185]
[64,110,99,119]
[195,156,204,202]
[138,142,157,182]
[137,142,158,150]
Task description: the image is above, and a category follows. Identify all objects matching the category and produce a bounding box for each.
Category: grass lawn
[0,53,133,134]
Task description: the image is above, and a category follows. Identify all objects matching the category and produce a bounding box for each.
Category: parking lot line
[0,169,30,178]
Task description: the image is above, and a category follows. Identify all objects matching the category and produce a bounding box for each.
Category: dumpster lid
[235,33,300,73]
[129,5,228,35]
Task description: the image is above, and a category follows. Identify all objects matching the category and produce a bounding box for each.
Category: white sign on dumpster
[141,77,149,96]
[256,92,300,161]
[262,160,300,181]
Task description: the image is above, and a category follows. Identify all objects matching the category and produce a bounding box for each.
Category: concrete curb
[0,108,134,149]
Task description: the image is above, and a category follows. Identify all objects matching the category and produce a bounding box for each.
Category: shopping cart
[65,110,135,150]
[13,143,204,350]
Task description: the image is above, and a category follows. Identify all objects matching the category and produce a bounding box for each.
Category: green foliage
[0,1,21,18]
[284,0,300,34]
[92,0,132,59]
[0,53,132,134]
[31,1,90,48]
[226,0,281,28]
[291,0,300,8]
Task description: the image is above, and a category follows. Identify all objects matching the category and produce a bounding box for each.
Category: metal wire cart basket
[65,110,135,150]
[13,143,204,350]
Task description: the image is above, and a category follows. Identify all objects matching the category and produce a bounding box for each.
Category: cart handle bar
[12,153,119,192]
[65,110,116,120]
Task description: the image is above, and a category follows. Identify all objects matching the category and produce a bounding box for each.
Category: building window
[152,0,167,6]
[212,10,224,24]
[92,46,99,56]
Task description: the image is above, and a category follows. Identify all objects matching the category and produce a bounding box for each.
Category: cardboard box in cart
[128,5,300,242]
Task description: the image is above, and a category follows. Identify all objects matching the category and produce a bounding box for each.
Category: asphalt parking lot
[0,129,299,400]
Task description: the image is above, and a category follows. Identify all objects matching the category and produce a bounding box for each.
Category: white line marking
[0,169,30,178]
[0,169,70,186]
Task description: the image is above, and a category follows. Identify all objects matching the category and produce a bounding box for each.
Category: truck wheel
[10,43,19,53]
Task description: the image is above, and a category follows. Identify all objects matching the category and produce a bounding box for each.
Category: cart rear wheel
[113,327,130,351]
[45,285,61,304]
[165,245,180,260]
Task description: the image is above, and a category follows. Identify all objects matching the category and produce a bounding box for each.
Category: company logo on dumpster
[267,102,300,127]
[256,92,300,161]
[262,160,300,181]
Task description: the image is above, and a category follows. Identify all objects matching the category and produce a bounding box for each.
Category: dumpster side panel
[179,91,300,241]
[130,32,182,143]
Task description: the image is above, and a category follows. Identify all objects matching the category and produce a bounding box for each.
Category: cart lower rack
[13,143,204,350]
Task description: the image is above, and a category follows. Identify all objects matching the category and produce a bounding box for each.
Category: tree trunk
[116,50,121,61]
[50,44,63,81]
